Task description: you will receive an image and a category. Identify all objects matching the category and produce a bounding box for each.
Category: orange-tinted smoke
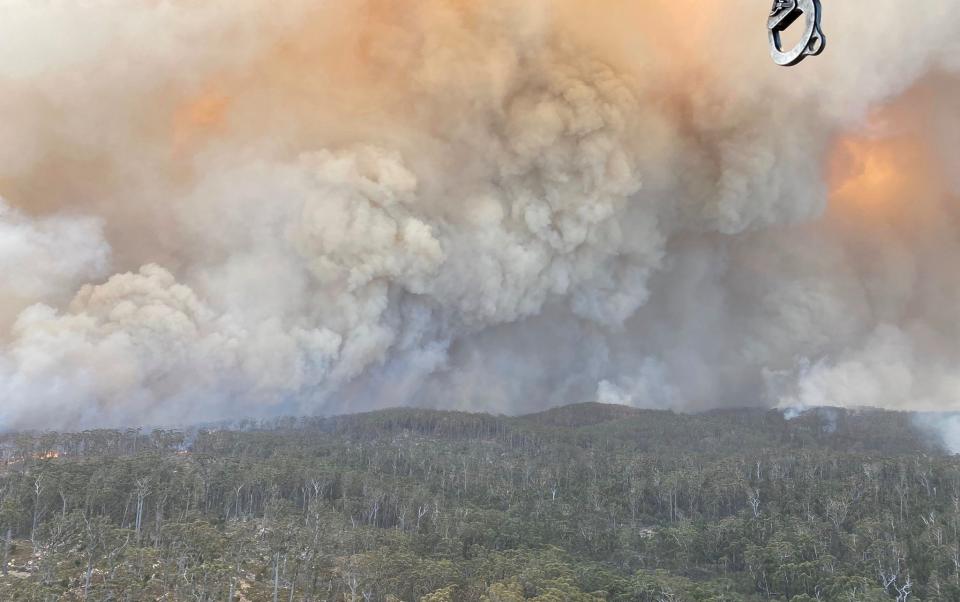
[826,88,944,224]
[829,135,920,212]
[172,87,231,155]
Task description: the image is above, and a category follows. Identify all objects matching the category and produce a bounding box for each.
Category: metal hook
[768,0,826,66]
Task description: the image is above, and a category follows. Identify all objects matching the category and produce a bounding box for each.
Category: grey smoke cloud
[0,0,959,430]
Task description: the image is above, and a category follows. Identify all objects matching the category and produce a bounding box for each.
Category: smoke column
[1,0,959,430]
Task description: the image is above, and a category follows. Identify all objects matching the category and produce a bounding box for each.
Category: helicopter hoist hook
[768,0,826,66]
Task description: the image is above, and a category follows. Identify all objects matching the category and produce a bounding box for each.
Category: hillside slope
[0,404,955,601]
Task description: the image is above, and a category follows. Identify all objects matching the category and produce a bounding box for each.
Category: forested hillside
[0,404,957,601]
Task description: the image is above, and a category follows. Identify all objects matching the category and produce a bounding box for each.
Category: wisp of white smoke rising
[1,0,959,429]
[914,414,960,455]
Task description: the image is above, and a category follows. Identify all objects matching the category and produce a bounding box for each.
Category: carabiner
[768,0,826,66]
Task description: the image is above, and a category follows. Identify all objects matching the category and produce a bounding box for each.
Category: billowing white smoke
[0,0,959,429]
[0,200,109,329]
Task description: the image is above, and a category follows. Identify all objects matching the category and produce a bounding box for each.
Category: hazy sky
[1,1,959,430]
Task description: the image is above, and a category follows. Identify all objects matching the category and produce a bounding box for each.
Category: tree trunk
[84,556,94,600]
[273,552,281,602]
[153,497,164,548]
[2,528,11,576]
[135,492,144,544]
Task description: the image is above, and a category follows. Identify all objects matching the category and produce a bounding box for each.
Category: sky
[1,0,959,433]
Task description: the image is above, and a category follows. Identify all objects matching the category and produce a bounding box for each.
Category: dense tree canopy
[0,404,956,601]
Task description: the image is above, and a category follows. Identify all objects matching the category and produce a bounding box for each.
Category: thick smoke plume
[1,0,959,430]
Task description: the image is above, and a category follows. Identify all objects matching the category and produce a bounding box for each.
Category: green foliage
[0,404,956,600]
